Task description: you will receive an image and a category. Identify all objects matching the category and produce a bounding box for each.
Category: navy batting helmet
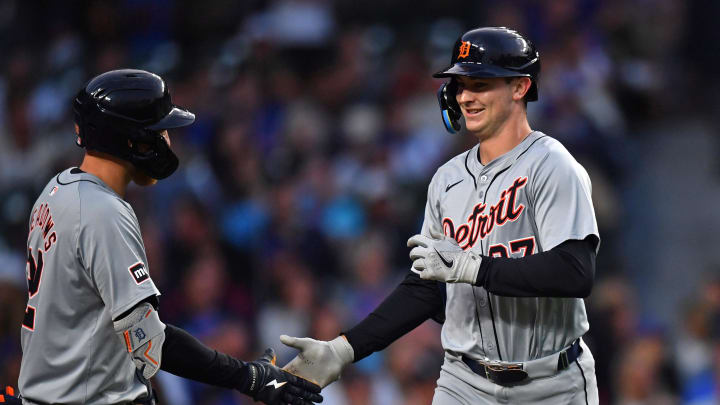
[73,69,195,179]
[434,27,540,133]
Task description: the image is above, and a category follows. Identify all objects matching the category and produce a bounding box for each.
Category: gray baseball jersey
[421,131,599,362]
[19,168,160,404]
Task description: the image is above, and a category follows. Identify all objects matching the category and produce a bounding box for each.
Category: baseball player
[14,69,322,405]
[280,27,600,404]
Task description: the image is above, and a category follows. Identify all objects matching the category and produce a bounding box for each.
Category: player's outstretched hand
[407,234,481,284]
[280,335,354,388]
[0,386,22,404]
[244,348,323,405]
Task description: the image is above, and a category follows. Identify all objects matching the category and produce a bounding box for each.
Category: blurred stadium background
[1,0,719,404]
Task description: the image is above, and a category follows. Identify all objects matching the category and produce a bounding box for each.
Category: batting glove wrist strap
[281,335,354,388]
[113,302,166,379]
[329,336,355,364]
[407,234,482,284]
[243,348,323,405]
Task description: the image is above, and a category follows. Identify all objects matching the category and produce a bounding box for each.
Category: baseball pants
[432,339,598,405]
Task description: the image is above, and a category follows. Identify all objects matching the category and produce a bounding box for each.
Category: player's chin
[463,113,485,129]
[464,120,486,135]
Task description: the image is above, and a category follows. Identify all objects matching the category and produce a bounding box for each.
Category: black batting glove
[0,386,22,404]
[244,348,323,405]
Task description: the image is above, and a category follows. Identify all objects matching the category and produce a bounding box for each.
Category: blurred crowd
[0,0,718,404]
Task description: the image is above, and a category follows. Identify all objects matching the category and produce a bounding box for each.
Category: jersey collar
[56,167,120,198]
[466,131,544,177]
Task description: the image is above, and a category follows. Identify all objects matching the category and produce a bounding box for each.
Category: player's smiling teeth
[467,108,484,114]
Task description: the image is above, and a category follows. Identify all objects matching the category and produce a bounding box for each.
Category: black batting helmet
[434,27,540,133]
[73,69,195,179]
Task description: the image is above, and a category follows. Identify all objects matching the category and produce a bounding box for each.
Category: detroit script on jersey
[442,176,528,250]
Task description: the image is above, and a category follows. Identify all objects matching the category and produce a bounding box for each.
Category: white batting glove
[280,335,354,388]
[113,302,166,379]
[407,234,481,284]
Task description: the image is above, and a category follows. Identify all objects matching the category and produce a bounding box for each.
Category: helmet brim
[433,63,531,79]
[146,106,195,130]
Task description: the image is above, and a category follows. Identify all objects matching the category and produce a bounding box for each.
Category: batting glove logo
[265,379,287,389]
[134,328,146,341]
[434,248,454,267]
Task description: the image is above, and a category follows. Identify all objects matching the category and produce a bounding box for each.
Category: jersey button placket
[479,175,488,198]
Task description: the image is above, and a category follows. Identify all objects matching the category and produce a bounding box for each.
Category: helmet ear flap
[128,130,179,180]
[437,80,462,134]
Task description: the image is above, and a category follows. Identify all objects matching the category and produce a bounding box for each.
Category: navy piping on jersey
[515,134,547,161]
[479,165,510,361]
[575,358,589,405]
[470,288,485,353]
[485,293,502,360]
[472,133,548,361]
[464,151,478,189]
[55,168,101,186]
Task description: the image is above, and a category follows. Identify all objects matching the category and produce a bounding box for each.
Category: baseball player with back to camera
[278,27,601,404]
[2,69,323,405]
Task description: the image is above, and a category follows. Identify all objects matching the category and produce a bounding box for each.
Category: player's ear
[75,123,83,146]
[511,77,532,101]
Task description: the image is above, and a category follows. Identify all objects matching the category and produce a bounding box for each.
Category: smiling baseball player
[15,69,322,405]
[280,27,600,404]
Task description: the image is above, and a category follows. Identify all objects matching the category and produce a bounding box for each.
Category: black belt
[461,339,583,385]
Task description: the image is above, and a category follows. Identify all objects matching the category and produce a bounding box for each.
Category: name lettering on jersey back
[28,203,58,252]
[442,176,528,250]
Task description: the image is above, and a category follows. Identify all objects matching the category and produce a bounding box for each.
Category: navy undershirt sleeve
[475,236,598,298]
[161,324,252,391]
[342,273,444,362]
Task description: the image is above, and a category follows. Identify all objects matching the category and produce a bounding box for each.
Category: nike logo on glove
[266,379,287,389]
[446,179,464,192]
[434,248,453,267]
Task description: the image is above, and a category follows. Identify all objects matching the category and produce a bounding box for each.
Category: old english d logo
[458,41,471,59]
